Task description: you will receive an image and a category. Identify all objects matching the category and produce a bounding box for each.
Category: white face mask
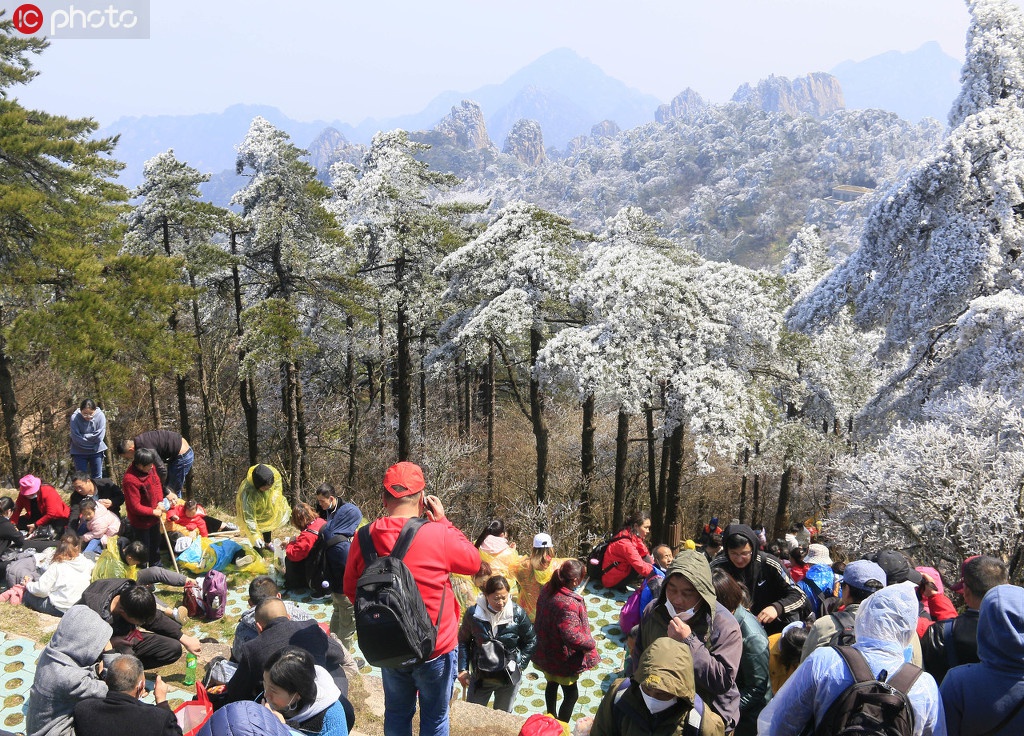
[665,600,698,621]
[641,690,678,714]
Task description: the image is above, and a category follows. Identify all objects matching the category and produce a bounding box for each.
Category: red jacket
[343,515,479,659]
[13,485,69,528]
[167,503,209,536]
[286,517,326,562]
[532,584,600,677]
[601,531,653,588]
[122,465,164,529]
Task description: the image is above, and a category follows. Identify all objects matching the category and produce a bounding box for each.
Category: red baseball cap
[949,555,981,594]
[382,462,425,498]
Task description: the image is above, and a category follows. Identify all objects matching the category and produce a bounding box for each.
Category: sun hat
[804,543,833,566]
[18,475,41,497]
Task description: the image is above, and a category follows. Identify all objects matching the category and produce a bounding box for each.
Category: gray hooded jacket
[27,604,113,736]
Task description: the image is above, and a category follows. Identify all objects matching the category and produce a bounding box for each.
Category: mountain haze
[831,41,962,122]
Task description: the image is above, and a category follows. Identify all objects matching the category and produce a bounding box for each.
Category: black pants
[112,631,182,669]
[129,524,162,567]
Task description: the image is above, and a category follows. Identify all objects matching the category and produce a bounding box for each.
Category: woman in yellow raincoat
[513,532,564,622]
[235,464,290,549]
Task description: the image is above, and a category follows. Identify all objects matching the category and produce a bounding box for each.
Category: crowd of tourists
[0,402,1018,736]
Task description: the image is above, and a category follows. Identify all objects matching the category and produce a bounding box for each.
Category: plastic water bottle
[184,652,197,685]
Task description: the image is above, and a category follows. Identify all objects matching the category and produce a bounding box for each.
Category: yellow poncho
[235,464,290,544]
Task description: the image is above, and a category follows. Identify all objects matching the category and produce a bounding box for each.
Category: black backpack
[827,609,858,648]
[354,516,443,668]
[808,645,922,736]
[306,529,351,597]
[586,532,627,583]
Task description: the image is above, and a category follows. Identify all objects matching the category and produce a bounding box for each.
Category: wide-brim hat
[18,474,41,497]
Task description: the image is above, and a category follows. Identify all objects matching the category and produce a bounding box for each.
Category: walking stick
[160,516,181,575]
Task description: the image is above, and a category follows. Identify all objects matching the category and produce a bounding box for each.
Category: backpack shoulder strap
[833,609,855,632]
[391,516,428,560]
[357,524,377,564]
[943,619,958,669]
[833,645,875,684]
[326,533,351,548]
[886,661,924,697]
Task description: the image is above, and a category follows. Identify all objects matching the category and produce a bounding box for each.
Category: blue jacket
[941,584,1024,736]
[199,701,293,736]
[323,503,362,591]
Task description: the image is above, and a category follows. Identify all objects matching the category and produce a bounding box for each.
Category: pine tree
[233,116,354,498]
[0,16,179,475]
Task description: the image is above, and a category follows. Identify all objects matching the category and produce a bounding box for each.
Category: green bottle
[184,652,197,686]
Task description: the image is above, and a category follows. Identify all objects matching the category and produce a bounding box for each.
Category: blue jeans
[380,649,457,736]
[84,538,104,554]
[165,447,194,495]
[71,452,104,478]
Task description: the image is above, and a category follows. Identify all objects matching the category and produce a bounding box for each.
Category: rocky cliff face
[434,100,494,150]
[655,88,708,123]
[590,120,621,138]
[502,119,546,165]
[732,72,845,118]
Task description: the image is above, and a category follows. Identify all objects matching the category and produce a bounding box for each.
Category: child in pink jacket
[78,498,121,553]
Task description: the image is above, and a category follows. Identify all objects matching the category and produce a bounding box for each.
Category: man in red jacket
[343,461,479,736]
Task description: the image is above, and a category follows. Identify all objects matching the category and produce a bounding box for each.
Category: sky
[4,0,1017,127]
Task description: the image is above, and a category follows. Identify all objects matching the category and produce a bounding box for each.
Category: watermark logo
[12,4,43,33]
[8,0,150,39]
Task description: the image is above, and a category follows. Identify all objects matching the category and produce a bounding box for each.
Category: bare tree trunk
[486,342,495,513]
[462,360,472,438]
[455,360,465,438]
[774,465,794,542]
[580,395,595,531]
[529,326,549,503]
[295,360,307,490]
[613,410,628,532]
[0,344,22,480]
[646,407,660,541]
[284,360,302,502]
[149,378,163,427]
[665,423,684,531]
[346,315,358,488]
[189,289,215,499]
[419,328,427,446]
[231,231,258,465]
[739,447,750,524]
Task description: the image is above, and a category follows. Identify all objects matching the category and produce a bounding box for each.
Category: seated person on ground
[22,532,95,617]
[260,647,349,736]
[232,574,315,660]
[73,653,181,736]
[68,472,124,531]
[283,502,326,592]
[78,498,121,554]
[78,577,201,669]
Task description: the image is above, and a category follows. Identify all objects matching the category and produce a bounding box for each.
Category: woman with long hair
[532,559,600,723]
[457,575,537,712]
[284,502,327,593]
[21,533,94,616]
[474,519,520,598]
[600,510,654,590]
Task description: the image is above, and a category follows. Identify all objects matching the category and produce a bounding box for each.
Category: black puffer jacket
[457,599,537,675]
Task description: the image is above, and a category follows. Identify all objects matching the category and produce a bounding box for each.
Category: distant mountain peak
[732,72,845,118]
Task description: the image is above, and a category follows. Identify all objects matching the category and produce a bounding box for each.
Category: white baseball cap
[533,533,553,549]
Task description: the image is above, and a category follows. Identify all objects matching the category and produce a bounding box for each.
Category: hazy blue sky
[8,0,1016,126]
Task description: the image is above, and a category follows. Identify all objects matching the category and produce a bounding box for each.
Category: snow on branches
[827,387,1024,567]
